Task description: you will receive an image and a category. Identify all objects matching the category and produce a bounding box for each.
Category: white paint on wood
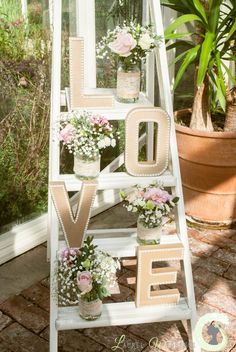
[59,171,176,191]
[21,0,28,20]
[56,298,191,330]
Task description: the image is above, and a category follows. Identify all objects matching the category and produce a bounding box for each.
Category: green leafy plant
[0,5,51,227]
[162,0,236,131]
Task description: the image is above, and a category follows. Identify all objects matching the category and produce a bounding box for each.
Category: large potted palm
[162,0,236,225]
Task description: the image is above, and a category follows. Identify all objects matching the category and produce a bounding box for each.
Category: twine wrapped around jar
[78,297,102,321]
[137,218,163,245]
[116,63,140,103]
[73,153,100,180]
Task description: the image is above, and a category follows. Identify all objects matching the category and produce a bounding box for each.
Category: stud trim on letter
[135,244,183,307]
[50,181,97,248]
[125,107,170,176]
[69,37,113,109]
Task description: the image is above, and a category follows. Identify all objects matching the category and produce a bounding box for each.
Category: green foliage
[108,0,143,25]
[0,0,21,23]
[162,0,236,113]
[0,2,51,227]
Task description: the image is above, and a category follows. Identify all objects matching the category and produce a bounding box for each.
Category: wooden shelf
[59,233,182,258]
[61,89,153,120]
[58,171,176,191]
[56,298,191,330]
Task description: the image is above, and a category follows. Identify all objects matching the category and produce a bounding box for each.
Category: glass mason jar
[116,62,140,103]
[78,297,102,321]
[73,151,100,180]
[137,218,163,245]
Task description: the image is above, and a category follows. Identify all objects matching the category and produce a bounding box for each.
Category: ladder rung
[59,233,182,258]
[60,90,153,120]
[56,298,191,330]
[58,171,176,191]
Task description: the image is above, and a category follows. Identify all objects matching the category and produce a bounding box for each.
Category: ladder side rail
[49,0,62,350]
[49,205,59,352]
[143,0,155,161]
[149,1,200,350]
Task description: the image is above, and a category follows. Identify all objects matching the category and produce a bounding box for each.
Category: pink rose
[59,124,76,143]
[144,188,172,205]
[108,31,137,57]
[77,271,92,294]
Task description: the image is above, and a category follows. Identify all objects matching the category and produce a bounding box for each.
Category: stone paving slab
[0,295,49,334]
[0,245,49,304]
[0,311,12,331]
[0,322,49,352]
[84,326,147,351]
[21,282,50,312]
[0,221,236,351]
[224,264,236,281]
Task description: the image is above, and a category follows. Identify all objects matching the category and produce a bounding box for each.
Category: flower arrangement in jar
[57,236,120,320]
[59,111,118,179]
[97,22,161,103]
[120,183,179,245]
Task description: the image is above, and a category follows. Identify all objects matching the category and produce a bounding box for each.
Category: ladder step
[56,298,191,330]
[58,171,176,191]
[60,90,153,120]
[59,233,182,258]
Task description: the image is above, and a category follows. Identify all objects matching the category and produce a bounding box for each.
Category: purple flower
[59,247,79,262]
[143,188,172,205]
[59,124,76,143]
[90,114,109,126]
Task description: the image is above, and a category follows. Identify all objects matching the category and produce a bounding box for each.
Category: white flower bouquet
[59,111,117,161]
[57,236,120,306]
[97,21,160,69]
[120,183,179,229]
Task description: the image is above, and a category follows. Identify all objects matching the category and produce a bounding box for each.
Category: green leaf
[174,45,200,89]
[215,51,226,97]
[161,0,190,14]
[145,200,155,210]
[166,40,194,51]
[164,14,202,36]
[221,61,236,86]
[215,76,226,111]
[226,19,236,41]
[172,197,179,204]
[169,50,189,66]
[192,0,208,24]
[208,0,222,33]
[197,32,215,87]
[165,32,193,41]
[119,190,127,199]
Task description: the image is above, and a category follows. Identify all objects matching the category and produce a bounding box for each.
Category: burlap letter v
[50,181,97,248]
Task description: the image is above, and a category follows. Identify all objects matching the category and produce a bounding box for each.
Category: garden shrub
[0,5,51,228]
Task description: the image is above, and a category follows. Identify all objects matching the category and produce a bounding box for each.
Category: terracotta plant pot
[175,109,236,225]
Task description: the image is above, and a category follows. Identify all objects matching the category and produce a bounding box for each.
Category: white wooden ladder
[48,0,200,351]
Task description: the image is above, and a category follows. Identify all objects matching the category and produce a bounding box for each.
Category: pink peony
[108,31,137,57]
[90,114,109,126]
[143,188,172,205]
[77,271,92,293]
[59,124,76,143]
[59,248,79,261]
